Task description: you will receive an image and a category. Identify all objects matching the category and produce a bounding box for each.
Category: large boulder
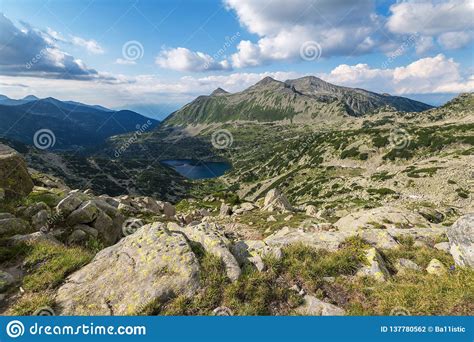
[0,144,34,199]
[55,223,200,315]
[446,214,474,268]
[262,188,293,212]
[264,227,349,251]
[171,222,241,282]
[0,217,31,235]
[335,206,433,232]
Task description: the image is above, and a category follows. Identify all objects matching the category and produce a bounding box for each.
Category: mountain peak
[22,95,39,101]
[210,88,229,96]
[255,76,279,86]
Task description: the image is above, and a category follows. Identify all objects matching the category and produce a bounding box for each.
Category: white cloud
[386,0,474,50]
[226,0,383,67]
[71,36,104,54]
[3,54,470,110]
[156,47,231,72]
[0,13,110,80]
[437,31,472,49]
[322,54,474,94]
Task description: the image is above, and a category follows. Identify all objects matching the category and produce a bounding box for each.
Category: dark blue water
[160,159,231,179]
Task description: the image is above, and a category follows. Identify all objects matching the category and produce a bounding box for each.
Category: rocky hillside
[0,147,472,316]
[164,76,432,125]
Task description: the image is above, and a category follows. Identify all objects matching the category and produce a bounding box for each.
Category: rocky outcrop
[335,206,434,232]
[356,248,390,282]
[0,144,34,199]
[55,223,200,315]
[295,295,345,316]
[264,227,348,251]
[262,188,293,212]
[446,214,474,268]
[171,222,241,281]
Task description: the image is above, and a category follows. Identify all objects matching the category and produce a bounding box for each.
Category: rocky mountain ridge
[165,76,433,125]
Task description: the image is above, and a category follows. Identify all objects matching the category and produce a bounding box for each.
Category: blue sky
[0,0,473,119]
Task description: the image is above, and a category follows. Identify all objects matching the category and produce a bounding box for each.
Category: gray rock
[263,188,293,212]
[446,214,474,268]
[56,193,85,217]
[264,227,349,251]
[219,203,232,216]
[0,213,15,220]
[55,222,200,315]
[175,222,241,281]
[23,202,50,218]
[32,210,50,230]
[68,229,88,244]
[395,258,422,273]
[0,218,31,235]
[295,295,345,316]
[356,248,390,282]
[10,231,61,245]
[73,225,99,238]
[305,205,318,217]
[426,259,447,276]
[0,271,15,292]
[434,242,450,253]
[67,201,99,226]
[0,144,34,199]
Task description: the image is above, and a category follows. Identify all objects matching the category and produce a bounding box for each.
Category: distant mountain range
[0,95,159,150]
[164,76,433,125]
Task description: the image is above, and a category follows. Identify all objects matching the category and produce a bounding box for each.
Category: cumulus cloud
[155,47,231,72]
[226,0,383,67]
[322,54,474,94]
[0,13,110,80]
[71,36,105,54]
[386,0,474,50]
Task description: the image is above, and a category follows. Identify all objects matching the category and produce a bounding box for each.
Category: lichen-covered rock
[23,202,50,219]
[0,144,34,199]
[446,214,474,268]
[56,193,87,217]
[0,218,31,235]
[219,203,232,216]
[9,231,61,245]
[264,227,349,251]
[263,188,293,212]
[295,295,345,316]
[335,206,433,232]
[0,271,14,292]
[173,222,241,281]
[434,242,450,253]
[55,222,200,315]
[356,248,390,282]
[66,201,99,226]
[231,240,282,271]
[426,259,447,276]
[32,209,50,230]
[305,205,318,217]
[395,258,422,273]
